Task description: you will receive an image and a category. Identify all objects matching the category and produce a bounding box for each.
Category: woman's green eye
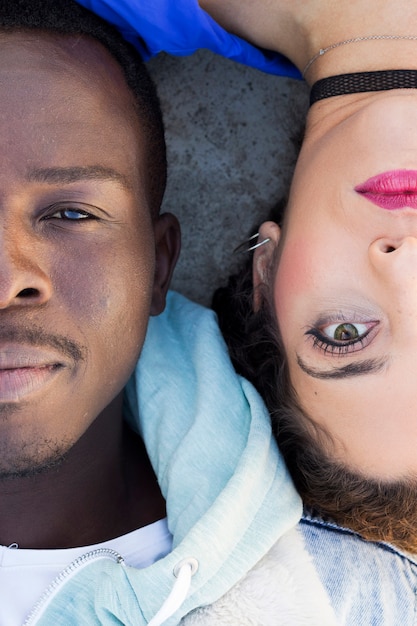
[324,322,368,341]
[306,320,379,355]
[334,323,358,341]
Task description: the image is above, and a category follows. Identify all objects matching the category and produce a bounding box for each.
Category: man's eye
[49,208,93,220]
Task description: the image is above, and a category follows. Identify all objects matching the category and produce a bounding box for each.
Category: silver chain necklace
[303,34,417,77]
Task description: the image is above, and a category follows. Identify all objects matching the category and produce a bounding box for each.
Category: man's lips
[355,170,417,209]
[0,347,64,401]
[0,365,62,401]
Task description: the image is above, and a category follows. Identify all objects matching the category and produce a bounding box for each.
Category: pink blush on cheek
[272,233,335,349]
[275,239,318,301]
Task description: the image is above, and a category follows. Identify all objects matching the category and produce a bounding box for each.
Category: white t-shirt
[0,518,172,625]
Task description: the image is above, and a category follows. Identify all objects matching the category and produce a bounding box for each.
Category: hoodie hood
[27,292,301,625]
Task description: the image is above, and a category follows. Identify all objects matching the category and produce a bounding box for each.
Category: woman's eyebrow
[296,355,389,380]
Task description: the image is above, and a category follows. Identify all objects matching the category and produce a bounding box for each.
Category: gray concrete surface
[148,50,309,306]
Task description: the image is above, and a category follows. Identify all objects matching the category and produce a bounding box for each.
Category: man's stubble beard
[0,403,70,480]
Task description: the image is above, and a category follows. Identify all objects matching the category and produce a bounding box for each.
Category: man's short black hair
[0,0,166,215]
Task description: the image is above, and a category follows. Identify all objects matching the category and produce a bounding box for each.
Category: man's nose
[0,235,52,309]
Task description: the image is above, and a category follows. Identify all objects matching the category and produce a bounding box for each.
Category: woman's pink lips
[355,170,417,209]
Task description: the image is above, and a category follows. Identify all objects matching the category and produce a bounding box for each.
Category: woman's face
[266,91,417,480]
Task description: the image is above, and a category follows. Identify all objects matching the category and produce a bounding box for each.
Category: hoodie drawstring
[147,557,199,626]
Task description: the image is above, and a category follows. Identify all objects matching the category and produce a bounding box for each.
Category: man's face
[0,32,163,476]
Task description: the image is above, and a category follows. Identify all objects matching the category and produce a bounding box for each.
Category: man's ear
[253,221,281,312]
[151,212,181,315]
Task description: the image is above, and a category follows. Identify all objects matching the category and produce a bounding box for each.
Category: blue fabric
[30,292,302,624]
[75,0,301,78]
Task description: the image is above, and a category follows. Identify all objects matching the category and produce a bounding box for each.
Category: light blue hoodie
[25,292,301,625]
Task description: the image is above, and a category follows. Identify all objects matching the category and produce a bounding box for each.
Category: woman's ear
[151,212,181,315]
[253,221,281,311]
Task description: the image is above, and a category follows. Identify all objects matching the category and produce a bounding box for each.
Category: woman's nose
[369,236,417,281]
[369,236,417,336]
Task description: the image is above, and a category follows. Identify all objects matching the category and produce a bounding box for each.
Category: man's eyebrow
[27,165,132,190]
[296,354,389,380]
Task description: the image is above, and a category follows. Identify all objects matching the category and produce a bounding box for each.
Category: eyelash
[306,322,378,356]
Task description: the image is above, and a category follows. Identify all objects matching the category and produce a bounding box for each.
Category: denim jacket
[301,510,417,625]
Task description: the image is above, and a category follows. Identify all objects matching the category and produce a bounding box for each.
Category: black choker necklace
[310,69,417,105]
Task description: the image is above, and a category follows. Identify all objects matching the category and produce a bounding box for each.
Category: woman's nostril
[385,246,396,253]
